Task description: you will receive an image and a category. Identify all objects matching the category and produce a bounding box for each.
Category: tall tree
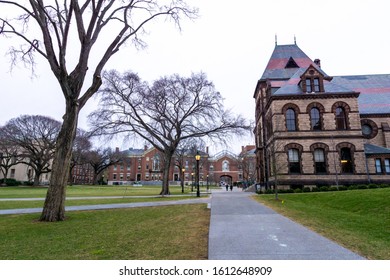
[0,0,197,221]
[2,115,61,186]
[89,70,251,195]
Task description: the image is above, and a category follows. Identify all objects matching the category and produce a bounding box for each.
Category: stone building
[253,43,390,189]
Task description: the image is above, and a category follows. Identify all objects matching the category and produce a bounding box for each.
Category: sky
[1,0,390,154]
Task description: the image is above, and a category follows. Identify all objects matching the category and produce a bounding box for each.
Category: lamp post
[195,151,201,197]
[191,172,194,192]
[206,174,209,193]
[181,168,185,193]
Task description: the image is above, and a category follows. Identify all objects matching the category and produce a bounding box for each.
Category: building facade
[253,43,390,189]
[106,146,255,186]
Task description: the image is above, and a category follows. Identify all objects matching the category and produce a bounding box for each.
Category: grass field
[0,204,210,260]
[254,188,390,260]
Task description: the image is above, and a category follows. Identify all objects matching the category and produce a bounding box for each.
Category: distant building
[253,43,390,189]
[106,145,256,186]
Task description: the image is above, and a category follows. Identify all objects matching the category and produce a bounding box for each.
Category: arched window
[286,109,297,131]
[310,107,321,130]
[340,147,353,173]
[314,148,326,173]
[335,107,347,130]
[288,148,301,174]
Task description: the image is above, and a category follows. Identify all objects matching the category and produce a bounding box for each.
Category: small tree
[0,0,197,221]
[89,71,251,195]
[69,129,92,185]
[2,115,61,186]
[86,147,123,185]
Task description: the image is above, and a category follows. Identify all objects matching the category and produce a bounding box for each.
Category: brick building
[106,145,255,186]
[253,43,390,189]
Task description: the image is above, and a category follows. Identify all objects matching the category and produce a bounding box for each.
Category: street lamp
[206,174,209,193]
[195,151,201,197]
[191,172,194,192]
[181,167,185,193]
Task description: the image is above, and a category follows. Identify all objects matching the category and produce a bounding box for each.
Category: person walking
[230,184,233,191]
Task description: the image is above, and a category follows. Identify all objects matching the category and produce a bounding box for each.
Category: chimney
[206,146,209,155]
[115,147,119,153]
[144,145,148,151]
[314,59,321,68]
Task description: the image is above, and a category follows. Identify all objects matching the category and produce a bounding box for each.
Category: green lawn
[254,188,390,260]
[0,184,214,198]
[0,204,210,260]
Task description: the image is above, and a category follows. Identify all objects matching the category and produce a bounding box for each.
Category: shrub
[329,186,339,192]
[0,178,20,186]
[294,188,302,193]
[303,187,311,192]
[311,187,320,192]
[338,186,348,191]
[320,186,329,192]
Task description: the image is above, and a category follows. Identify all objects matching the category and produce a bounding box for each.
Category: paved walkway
[208,188,365,260]
[0,188,365,260]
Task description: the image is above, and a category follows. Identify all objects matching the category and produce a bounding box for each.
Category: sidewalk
[208,188,365,260]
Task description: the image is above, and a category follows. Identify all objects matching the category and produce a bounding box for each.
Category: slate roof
[260,44,390,114]
[365,144,390,155]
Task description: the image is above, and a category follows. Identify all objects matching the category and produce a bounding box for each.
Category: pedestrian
[230,184,233,191]
[225,184,228,191]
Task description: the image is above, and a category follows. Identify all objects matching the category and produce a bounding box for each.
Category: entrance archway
[219,175,232,185]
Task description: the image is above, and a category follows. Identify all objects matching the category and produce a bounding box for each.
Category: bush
[0,178,20,186]
[320,186,329,192]
[294,188,302,193]
[303,187,311,192]
[329,186,339,192]
[338,186,348,191]
[311,187,320,192]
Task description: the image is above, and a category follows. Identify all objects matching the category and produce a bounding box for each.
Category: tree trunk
[40,103,79,222]
[160,151,173,196]
[33,172,40,186]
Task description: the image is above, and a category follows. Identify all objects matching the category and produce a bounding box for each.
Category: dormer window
[300,65,325,93]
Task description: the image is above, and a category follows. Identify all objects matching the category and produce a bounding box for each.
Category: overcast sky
[1,0,390,154]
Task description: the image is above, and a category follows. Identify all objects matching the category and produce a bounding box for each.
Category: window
[305,78,311,92]
[362,124,372,136]
[310,107,321,130]
[286,109,297,131]
[375,159,382,174]
[113,173,117,180]
[385,159,390,174]
[313,78,320,92]
[288,149,301,174]
[340,148,353,173]
[335,107,347,130]
[314,148,326,173]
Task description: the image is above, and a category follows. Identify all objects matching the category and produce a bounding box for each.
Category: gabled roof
[260,44,327,80]
[259,44,390,114]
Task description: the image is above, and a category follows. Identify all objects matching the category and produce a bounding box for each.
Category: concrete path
[0,197,210,215]
[208,188,365,260]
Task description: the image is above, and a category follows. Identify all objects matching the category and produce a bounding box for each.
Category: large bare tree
[2,115,61,186]
[89,70,251,195]
[0,0,197,221]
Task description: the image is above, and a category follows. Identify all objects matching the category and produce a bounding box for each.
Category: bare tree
[0,0,197,221]
[2,115,61,186]
[86,147,123,185]
[69,129,92,185]
[0,126,25,184]
[89,70,251,195]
